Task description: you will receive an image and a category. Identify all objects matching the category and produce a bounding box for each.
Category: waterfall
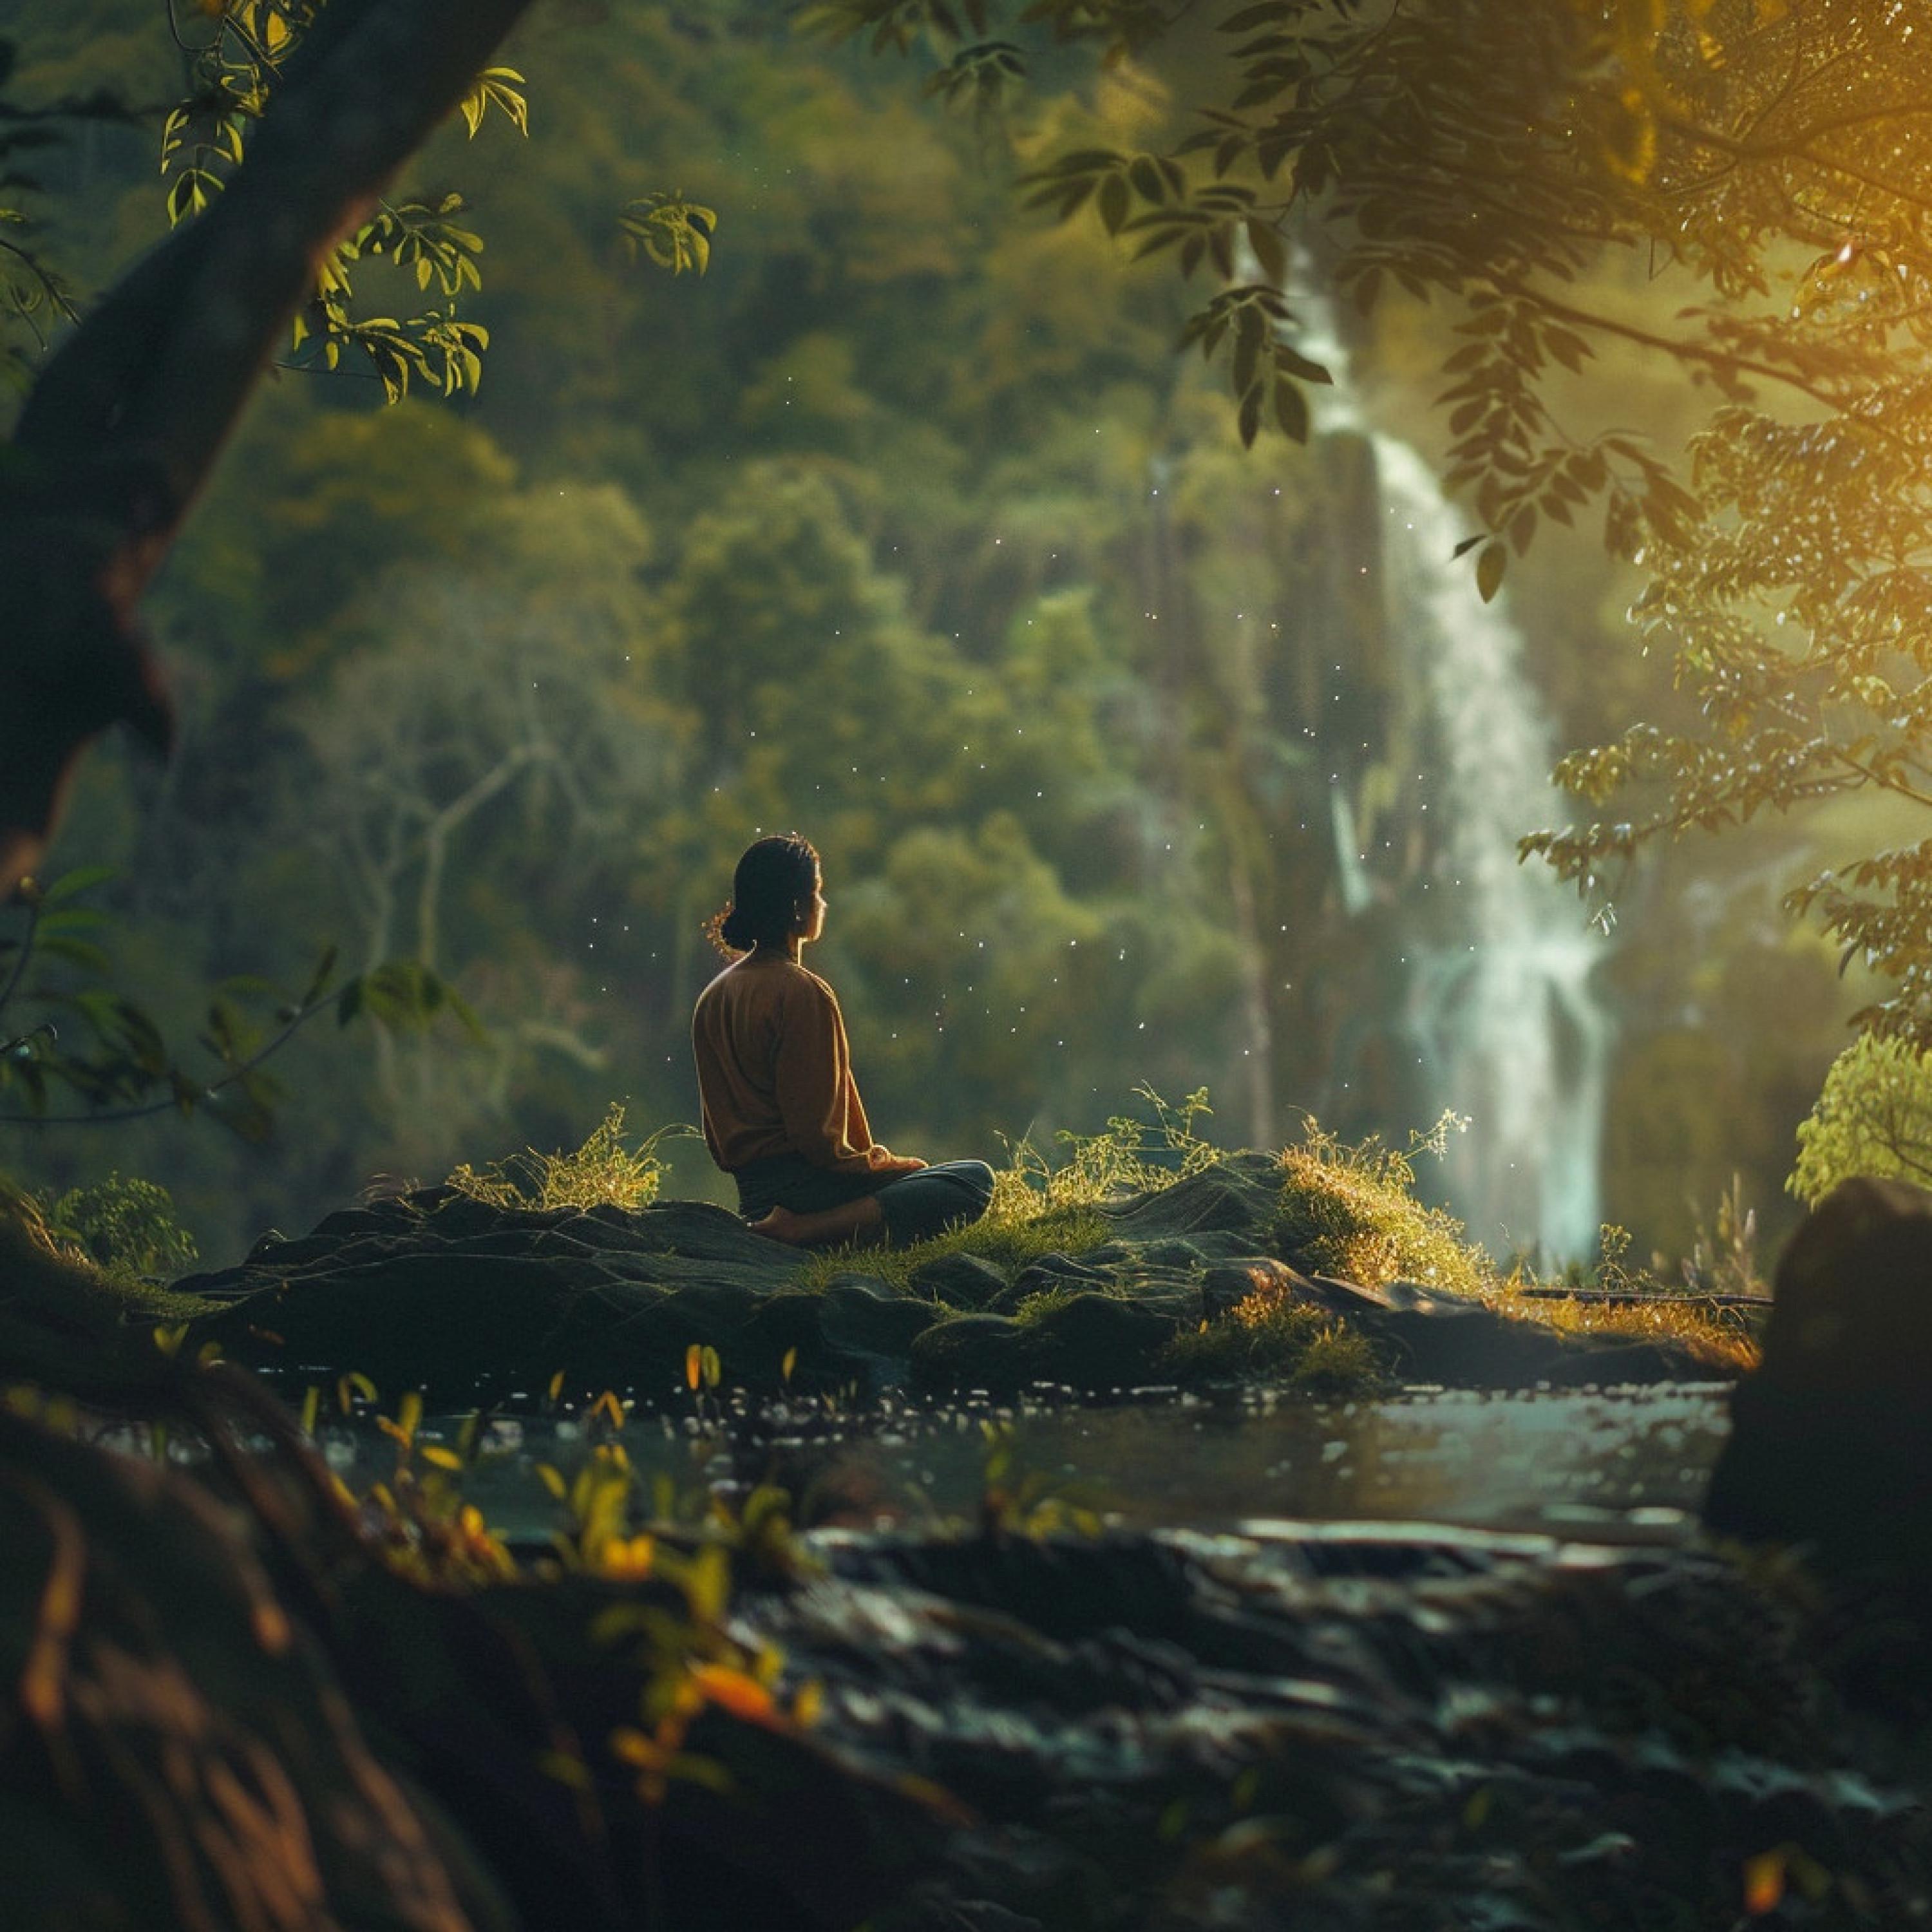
[1371,438,1611,1261]
[1300,289,1613,1261]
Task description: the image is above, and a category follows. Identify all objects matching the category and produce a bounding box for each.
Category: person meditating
[692,834,995,1247]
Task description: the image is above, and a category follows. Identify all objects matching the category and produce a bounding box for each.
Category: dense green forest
[0,1,1873,1267]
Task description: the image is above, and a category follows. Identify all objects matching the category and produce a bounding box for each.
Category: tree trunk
[0,0,536,895]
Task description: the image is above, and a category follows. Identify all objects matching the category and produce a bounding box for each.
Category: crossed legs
[748,1195,886,1248]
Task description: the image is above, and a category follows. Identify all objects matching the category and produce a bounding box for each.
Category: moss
[1010,1285,1077,1326]
[1162,1291,1390,1395]
[0,1210,224,1343]
[1273,1118,1489,1294]
[798,1195,1109,1294]
[1476,1277,1761,1374]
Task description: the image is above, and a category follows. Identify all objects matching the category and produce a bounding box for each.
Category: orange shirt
[691,956,924,1177]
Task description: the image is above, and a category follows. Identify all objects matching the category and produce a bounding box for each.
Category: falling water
[1372,439,1611,1260]
[1301,290,1612,1261]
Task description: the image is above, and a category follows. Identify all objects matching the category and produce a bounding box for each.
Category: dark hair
[704,834,820,957]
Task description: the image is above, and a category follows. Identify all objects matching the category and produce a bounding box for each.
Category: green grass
[1273,1113,1490,1294]
[797,1091,1219,1295]
[797,1192,1108,1295]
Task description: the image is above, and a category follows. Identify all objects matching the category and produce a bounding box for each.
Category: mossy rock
[1101,1157,1283,1244]
[905,1253,1007,1309]
[193,1198,926,1401]
[910,1293,1176,1397]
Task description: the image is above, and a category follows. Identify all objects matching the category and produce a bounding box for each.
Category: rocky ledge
[182,1155,1732,1403]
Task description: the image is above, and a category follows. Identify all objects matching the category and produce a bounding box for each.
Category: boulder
[905,1252,1008,1310]
[1705,1175,1932,1571]
[1100,1155,1282,1244]
[193,1191,912,1402]
[1200,1256,1311,1322]
[910,1294,1176,1397]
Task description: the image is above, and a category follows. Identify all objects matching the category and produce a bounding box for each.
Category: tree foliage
[1790,1033,1932,1208]
[811,0,1932,1054]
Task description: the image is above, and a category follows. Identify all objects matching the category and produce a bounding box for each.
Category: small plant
[446,1103,690,1211]
[1162,1280,1389,1394]
[1274,1111,1488,1294]
[1684,1176,1765,1298]
[46,1171,200,1282]
[1002,1083,1222,1213]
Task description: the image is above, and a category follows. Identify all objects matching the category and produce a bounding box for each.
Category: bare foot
[748,1205,807,1244]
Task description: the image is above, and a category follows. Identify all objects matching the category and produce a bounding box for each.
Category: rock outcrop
[1705,1174,1932,1573]
[182,1159,1734,1403]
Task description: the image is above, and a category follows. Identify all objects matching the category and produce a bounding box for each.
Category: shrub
[47,1171,200,1282]
[1788,1034,1932,1209]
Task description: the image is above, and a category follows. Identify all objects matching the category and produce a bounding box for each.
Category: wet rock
[187,1153,1732,1406]
[1200,1256,1312,1321]
[910,1294,1175,1397]
[194,1196,900,1402]
[990,1251,1113,1314]
[909,1314,1023,1394]
[1706,1175,1932,1571]
[770,1520,1932,1932]
[906,1253,1008,1309]
[1100,1155,1282,1242]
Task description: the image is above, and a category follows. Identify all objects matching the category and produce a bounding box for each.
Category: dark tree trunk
[0,0,536,893]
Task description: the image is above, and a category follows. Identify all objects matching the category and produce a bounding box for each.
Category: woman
[692,835,995,1247]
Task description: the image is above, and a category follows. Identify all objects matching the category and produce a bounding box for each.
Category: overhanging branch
[0,0,537,896]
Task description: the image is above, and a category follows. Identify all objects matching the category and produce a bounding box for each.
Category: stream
[324,1382,1734,1546]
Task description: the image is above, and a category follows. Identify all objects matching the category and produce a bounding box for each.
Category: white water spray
[1300,289,1612,1260]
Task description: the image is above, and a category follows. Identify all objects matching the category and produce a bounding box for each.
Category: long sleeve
[693,958,923,1175]
[774,978,923,1175]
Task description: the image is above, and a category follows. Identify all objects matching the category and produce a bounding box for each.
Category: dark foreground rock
[12,1387,1928,1932]
[0,1403,947,1932]
[183,1162,1734,1402]
[1707,1174,1932,1575]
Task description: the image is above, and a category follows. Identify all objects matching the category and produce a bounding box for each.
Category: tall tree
[0,0,533,891]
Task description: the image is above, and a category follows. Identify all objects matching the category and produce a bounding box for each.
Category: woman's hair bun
[704,833,820,958]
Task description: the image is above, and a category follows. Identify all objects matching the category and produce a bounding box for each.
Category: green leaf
[41,866,115,905]
[1475,541,1507,603]
[1274,375,1308,443]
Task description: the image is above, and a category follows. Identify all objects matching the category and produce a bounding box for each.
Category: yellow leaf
[685,1343,703,1392]
[1743,1851,1785,1917]
[421,1445,464,1472]
[691,1664,777,1725]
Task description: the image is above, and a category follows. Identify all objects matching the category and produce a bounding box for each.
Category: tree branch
[0,0,537,896]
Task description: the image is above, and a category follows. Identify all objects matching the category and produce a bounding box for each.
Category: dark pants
[734,1154,996,1245]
